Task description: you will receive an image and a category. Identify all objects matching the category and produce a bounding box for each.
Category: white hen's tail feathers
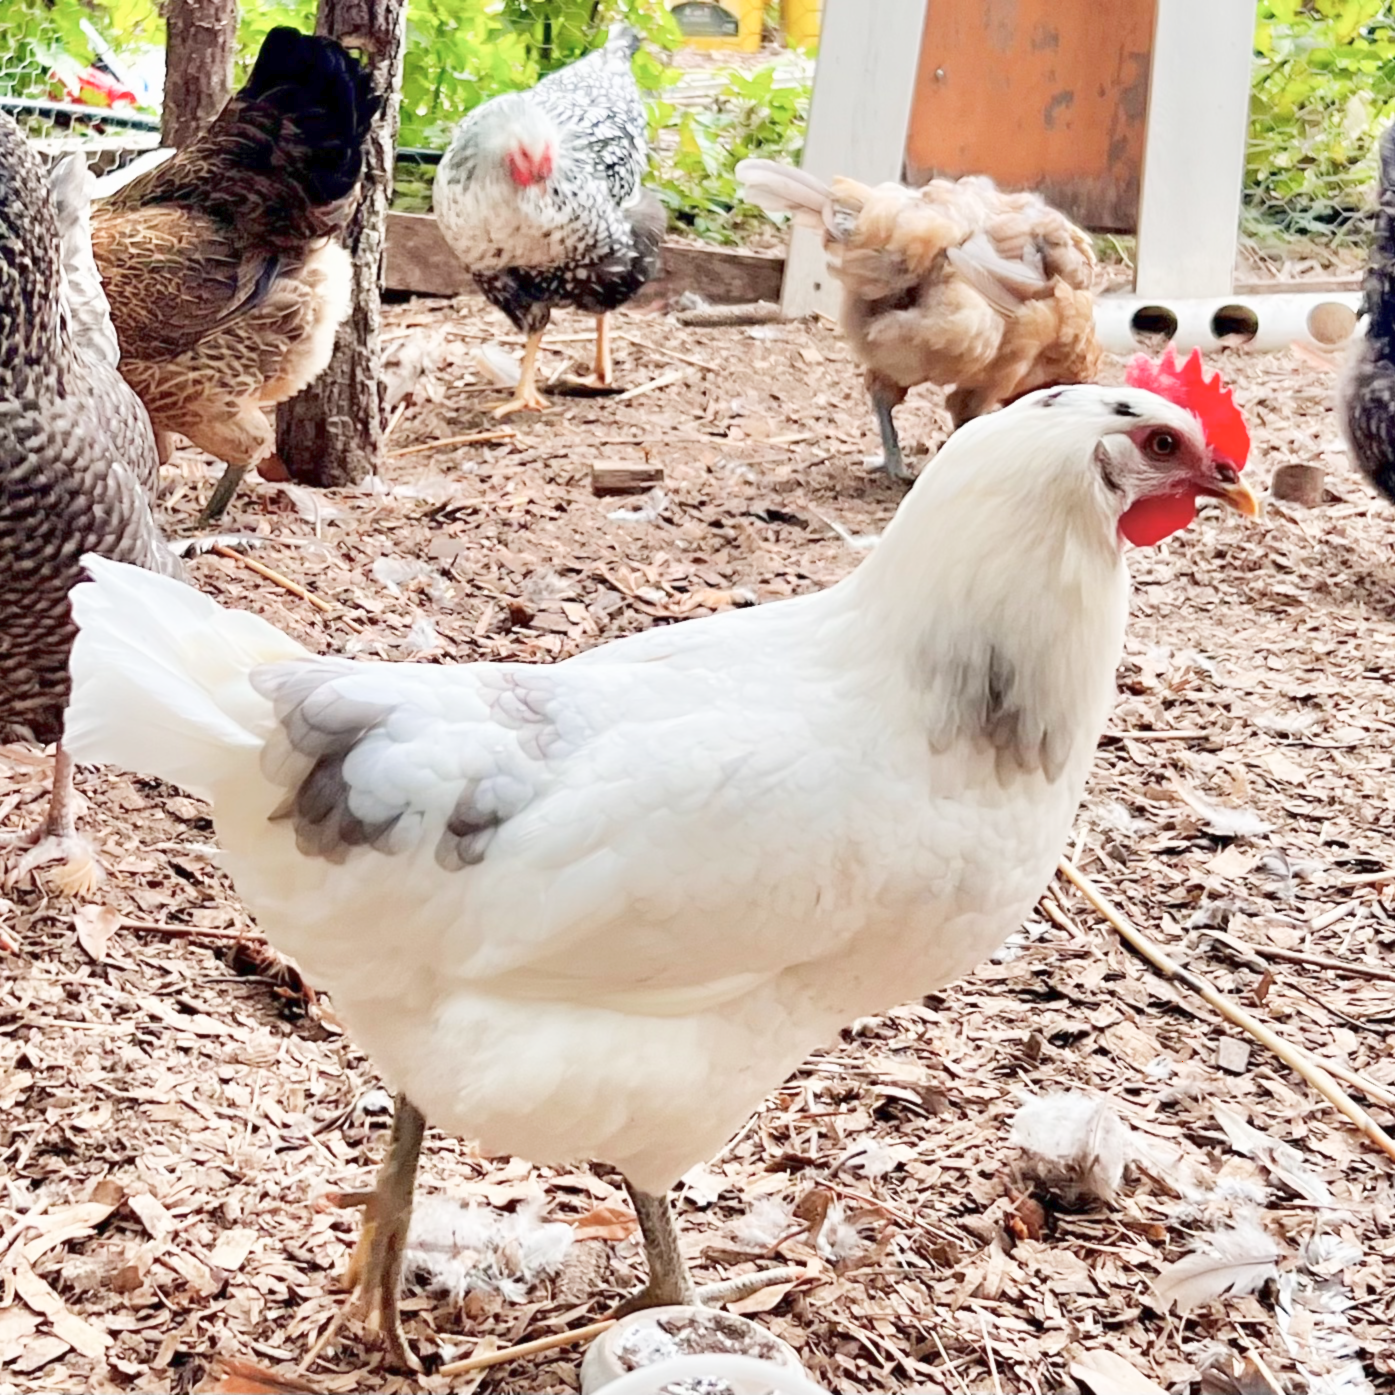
[734,157,833,232]
[65,556,307,800]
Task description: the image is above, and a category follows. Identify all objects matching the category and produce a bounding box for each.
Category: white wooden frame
[779,0,928,319]
[781,0,1259,309]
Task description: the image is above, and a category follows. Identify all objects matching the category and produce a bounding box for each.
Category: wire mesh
[1245,2,1395,248]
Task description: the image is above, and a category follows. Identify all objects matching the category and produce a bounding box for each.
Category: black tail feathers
[241,27,380,209]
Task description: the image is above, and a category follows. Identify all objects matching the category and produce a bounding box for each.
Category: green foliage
[648,63,808,242]
[1248,1,1395,241]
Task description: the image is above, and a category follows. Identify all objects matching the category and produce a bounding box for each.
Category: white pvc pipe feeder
[1094,292,1362,356]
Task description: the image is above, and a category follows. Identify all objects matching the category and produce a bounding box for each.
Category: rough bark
[160,0,236,148]
[275,0,406,488]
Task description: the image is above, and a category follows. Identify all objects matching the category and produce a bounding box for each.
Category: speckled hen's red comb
[1125,348,1250,470]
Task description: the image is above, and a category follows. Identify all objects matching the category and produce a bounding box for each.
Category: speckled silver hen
[433,24,665,415]
[0,113,181,895]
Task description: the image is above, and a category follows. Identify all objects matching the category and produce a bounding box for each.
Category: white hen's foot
[7,833,105,898]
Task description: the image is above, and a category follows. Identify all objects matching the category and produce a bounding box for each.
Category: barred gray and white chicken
[433,24,665,416]
[0,115,181,895]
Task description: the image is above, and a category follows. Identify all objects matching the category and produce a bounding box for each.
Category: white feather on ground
[1009,1091,1131,1205]
[402,1195,573,1303]
[1153,1216,1281,1312]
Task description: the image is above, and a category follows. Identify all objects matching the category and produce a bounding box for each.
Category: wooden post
[779,0,928,320]
[160,0,236,148]
[275,0,406,488]
[1134,0,1255,298]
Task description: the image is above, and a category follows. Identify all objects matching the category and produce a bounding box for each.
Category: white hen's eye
[1147,429,1179,458]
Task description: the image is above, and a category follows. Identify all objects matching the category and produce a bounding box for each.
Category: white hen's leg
[332,1094,425,1371]
[612,1179,803,1316]
[3,744,104,897]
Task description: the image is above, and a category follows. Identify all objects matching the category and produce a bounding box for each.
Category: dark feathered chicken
[0,113,181,895]
[91,28,378,521]
[1342,122,1395,503]
[433,24,665,416]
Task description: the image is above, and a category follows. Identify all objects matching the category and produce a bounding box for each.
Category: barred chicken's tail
[65,557,307,799]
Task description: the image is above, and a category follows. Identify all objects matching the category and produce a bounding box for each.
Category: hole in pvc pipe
[1307,301,1357,347]
[1210,304,1259,346]
[1129,305,1178,347]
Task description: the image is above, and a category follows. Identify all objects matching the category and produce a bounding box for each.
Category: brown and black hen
[0,113,181,896]
[92,28,378,521]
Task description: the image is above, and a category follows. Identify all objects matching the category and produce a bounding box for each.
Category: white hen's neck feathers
[835,395,1135,781]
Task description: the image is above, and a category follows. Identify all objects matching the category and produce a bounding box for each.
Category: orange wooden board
[905,0,1157,232]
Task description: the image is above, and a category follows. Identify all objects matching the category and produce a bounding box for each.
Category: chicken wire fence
[1244,3,1395,249]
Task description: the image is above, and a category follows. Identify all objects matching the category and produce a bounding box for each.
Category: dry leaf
[73,905,119,962]
[571,1204,639,1242]
[208,1227,259,1272]
[1154,1221,1280,1311]
[1071,1350,1169,1395]
[207,1356,324,1394]
[127,1191,175,1242]
[1212,1104,1334,1206]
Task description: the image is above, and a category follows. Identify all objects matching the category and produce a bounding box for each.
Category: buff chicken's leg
[866,390,914,483]
[491,331,550,416]
[611,1180,802,1317]
[331,1093,426,1371]
[1,744,104,897]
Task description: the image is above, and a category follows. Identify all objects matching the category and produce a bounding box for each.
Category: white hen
[63,374,1254,1366]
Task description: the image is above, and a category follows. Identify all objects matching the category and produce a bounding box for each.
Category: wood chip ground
[1,296,1391,1394]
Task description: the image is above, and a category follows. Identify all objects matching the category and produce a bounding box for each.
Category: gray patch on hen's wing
[253,659,554,868]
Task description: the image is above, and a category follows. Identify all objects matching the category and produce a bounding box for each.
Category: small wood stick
[1058,857,1395,1163]
[615,332,717,373]
[1246,941,1395,985]
[209,545,334,614]
[121,918,265,942]
[387,429,515,459]
[614,368,687,402]
[383,400,409,445]
[437,1318,616,1377]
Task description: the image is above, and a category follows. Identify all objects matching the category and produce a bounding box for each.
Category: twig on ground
[387,429,515,459]
[121,918,265,943]
[437,1318,616,1377]
[615,332,717,373]
[1243,939,1395,984]
[1058,857,1395,1163]
[614,368,687,402]
[675,301,783,328]
[209,545,334,614]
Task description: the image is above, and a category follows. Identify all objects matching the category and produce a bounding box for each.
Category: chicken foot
[328,1093,426,1371]
[585,312,614,388]
[611,1180,803,1316]
[491,330,550,416]
[0,744,104,897]
[864,390,915,483]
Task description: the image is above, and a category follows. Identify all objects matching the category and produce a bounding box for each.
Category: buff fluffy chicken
[91,28,377,522]
[737,159,1101,479]
[433,24,665,416]
[63,355,1254,1365]
[0,115,180,898]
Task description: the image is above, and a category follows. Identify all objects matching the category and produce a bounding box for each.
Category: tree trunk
[275,0,406,488]
[160,0,236,148]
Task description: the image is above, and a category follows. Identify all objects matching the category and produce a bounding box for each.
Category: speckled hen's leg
[590,313,614,387]
[3,745,105,898]
[332,1094,425,1371]
[612,1180,802,1317]
[491,331,550,416]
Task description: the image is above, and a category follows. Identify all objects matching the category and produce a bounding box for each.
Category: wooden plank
[1134,0,1254,298]
[779,0,929,320]
[383,211,784,306]
[905,0,1156,232]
